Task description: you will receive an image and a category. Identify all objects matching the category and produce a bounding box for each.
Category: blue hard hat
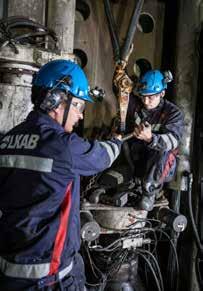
[33,59,93,102]
[137,70,167,95]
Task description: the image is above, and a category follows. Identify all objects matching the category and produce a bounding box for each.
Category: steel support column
[0,1,46,134]
[174,0,199,175]
[0,1,76,134]
[47,0,76,54]
[8,0,46,23]
[173,2,201,291]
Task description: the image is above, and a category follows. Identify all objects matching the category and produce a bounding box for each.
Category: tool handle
[121,132,134,142]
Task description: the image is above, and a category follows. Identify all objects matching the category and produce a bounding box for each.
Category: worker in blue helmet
[125,69,184,211]
[0,59,122,290]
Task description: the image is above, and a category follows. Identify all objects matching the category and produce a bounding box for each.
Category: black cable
[138,252,162,291]
[91,237,122,252]
[1,16,56,38]
[0,22,18,53]
[188,173,203,252]
[84,243,109,291]
[150,229,159,255]
[14,31,56,43]
[103,0,120,62]
[156,228,180,291]
[88,245,127,281]
[121,0,144,62]
[87,247,128,290]
[157,229,179,273]
[138,249,164,291]
[143,236,159,286]
[0,16,57,52]
[166,233,179,291]
[107,249,128,278]
[85,243,101,279]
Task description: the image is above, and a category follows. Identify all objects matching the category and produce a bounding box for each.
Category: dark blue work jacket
[0,110,121,279]
[126,96,184,152]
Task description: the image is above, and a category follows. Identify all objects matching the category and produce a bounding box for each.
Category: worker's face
[140,90,165,110]
[65,97,85,132]
[50,97,85,133]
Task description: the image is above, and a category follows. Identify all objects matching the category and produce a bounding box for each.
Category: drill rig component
[103,0,144,65]
[122,237,151,249]
[92,208,147,230]
[104,0,144,132]
[157,207,187,232]
[89,188,106,203]
[113,64,134,132]
[80,210,101,242]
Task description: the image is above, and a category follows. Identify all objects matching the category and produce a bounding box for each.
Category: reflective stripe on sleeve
[0,256,73,279]
[161,133,178,151]
[99,141,120,166]
[0,155,53,172]
[168,133,179,149]
[0,256,50,279]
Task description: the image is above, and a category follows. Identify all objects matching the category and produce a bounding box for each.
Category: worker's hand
[133,121,152,143]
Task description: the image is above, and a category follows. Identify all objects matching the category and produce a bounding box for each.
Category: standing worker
[126,69,184,211]
[0,59,122,290]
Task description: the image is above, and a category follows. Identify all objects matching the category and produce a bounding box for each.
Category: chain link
[82,174,98,197]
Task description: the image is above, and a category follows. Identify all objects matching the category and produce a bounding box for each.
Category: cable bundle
[0,16,58,53]
[82,216,180,291]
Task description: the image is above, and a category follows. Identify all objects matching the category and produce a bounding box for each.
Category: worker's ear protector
[40,89,67,112]
[40,76,72,112]
[40,88,72,128]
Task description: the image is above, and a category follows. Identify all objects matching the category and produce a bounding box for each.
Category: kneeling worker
[126,69,184,211]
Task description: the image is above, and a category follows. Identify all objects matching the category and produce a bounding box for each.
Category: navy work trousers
[130,141,177,194]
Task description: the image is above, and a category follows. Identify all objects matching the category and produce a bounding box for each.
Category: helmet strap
[62,95,72,128]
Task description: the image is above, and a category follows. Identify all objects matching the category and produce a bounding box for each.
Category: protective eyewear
[71,101,85,113]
